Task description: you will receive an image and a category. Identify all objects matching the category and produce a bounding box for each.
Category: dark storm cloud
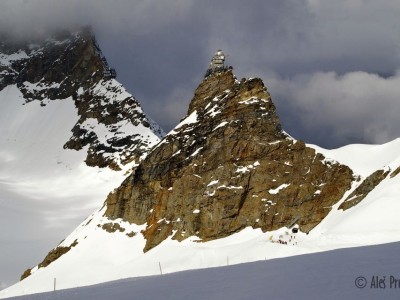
[1,0,399,144]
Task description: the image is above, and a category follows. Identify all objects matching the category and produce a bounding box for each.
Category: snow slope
[1,136,400,298]
[0,84,132,287]
[5,241,400,300]
[0,76,164,289]
[308,138,400,177]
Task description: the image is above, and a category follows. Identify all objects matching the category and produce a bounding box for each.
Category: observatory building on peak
[205,49,232,77]
[210,49,225,70]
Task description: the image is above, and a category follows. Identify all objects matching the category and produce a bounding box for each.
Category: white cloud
[268,71,400,147]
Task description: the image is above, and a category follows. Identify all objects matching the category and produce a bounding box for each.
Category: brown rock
[101,222,125,233]
[38,240,78,269]
[20,268,32,281]
[21,240,78,281]
[390,166,400,178]
[104,69,354,251]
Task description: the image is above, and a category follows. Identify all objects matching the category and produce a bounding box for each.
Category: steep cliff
[105,69,355,251]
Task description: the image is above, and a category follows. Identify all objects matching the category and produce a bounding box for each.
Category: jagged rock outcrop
[0,27,163,169]
[390,166,400,178]
[339,169,389,210]
[105,69,355,251]
[20,239,78,281]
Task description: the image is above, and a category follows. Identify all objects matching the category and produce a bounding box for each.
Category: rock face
[105,69,355,251]
[0,27,163,169]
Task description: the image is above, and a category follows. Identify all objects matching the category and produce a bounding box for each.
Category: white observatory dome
[215,49,225,59]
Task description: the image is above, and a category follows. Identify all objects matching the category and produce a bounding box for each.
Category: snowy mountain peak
[0,26,164,170]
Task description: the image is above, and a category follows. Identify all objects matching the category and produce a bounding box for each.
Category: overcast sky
[1,0,400,290]
[2,0,400,148]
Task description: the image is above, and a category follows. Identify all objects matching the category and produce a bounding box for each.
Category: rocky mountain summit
[0,27,163,169]
[105,66,357,251]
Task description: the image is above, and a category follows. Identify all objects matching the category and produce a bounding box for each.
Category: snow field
[5,241,400,300]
